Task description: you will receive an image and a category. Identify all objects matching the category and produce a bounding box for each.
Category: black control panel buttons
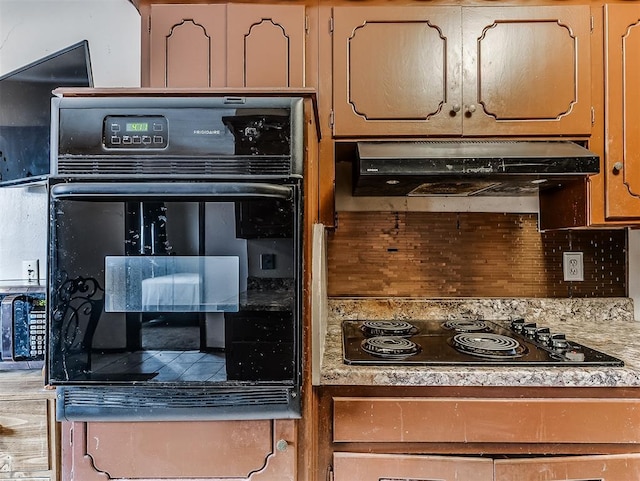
[104,115,168,149]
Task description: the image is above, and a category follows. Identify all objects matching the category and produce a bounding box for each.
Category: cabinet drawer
[0,399,50,473]
[334,452,493,481]
[494,453,640,480]
[333,397,640,444]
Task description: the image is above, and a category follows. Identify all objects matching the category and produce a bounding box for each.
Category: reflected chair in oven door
[50,275,104,380]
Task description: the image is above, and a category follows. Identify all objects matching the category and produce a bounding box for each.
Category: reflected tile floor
[91,350,227,382]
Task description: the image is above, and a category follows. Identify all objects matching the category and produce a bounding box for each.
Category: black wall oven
[47,93,304,421]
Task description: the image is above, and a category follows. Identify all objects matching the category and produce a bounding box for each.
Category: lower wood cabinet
[318,387,640,481]
[0,372,58,481]
[61,419,296,481]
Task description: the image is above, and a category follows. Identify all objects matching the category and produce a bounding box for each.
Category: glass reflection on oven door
[48,188,299,387]
[104,256,240,313]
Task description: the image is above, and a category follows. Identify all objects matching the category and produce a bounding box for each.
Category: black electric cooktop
[342,319,624,367]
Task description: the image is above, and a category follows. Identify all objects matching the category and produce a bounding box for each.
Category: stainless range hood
[353,140,600,196]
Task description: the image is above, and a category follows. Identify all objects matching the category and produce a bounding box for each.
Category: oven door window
[47,182,300,386]
[105,256,240,313]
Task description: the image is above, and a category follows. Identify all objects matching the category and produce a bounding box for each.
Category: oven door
[47,180,301,421]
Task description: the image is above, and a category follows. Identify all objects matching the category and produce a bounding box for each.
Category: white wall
[0,0,140,284]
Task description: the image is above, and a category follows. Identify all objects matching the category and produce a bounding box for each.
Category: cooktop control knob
[550,333,569,351]
[510,318,525,333]
[523,323,538,338]
[535,327,551,344]
[565,349,586,362]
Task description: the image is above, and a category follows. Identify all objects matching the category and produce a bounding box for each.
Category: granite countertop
[319,298,640,387]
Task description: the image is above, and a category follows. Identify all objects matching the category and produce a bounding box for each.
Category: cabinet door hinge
[329,16,334,34]
[590,15,594,33]
[329,110,335,129]
[327,465,334,481]
[591,106,596,125]
[305,15,310,35]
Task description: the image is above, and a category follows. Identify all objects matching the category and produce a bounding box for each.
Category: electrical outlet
[22,259,39,283]
[563,252,584,282]
[260,253,276,270]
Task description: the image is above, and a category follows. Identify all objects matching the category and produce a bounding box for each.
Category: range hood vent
[353,140,599,197]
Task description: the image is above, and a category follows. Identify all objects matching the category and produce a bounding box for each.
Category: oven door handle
[49,182,294,200]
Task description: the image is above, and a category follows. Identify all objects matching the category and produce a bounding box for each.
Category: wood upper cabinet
[227,4,305,88]
[332,5,592,137]
[332,6,461,137]
[603,4,640,219]
[147,3,305,88]
[461,6,592,136]
[149,4,226,87]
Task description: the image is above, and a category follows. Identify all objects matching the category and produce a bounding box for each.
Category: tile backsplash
[327,212,626,298]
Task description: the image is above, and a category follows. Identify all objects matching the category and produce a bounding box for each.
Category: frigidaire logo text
[193,129,222,135]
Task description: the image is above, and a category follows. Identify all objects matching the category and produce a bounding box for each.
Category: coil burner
[360,320,418,338]
[442,320,491,333]
[450,333,527,359]
[360,336,421,359]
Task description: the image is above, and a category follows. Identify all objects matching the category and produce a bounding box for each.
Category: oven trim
[56,385,301,421]
[49,181,296,200]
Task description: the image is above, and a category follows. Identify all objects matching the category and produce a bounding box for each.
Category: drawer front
[0,400,50,472]
[494,453,640,480]
[334,452,493,481]
[333,397,640,444]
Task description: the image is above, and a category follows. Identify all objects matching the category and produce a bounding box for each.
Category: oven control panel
[104,115,168,149]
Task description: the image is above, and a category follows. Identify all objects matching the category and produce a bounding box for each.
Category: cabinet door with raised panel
[62,420,296,481]
[332,6,463,137]
[462,5,592,136]
[149,4,226,88]
[334,452,493,481]
[604,4,640,219]
[227,4,305,88]
[495,453,640,480]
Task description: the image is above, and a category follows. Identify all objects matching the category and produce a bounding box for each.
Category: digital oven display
[126,122,149,132]
[104,115,168,149]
